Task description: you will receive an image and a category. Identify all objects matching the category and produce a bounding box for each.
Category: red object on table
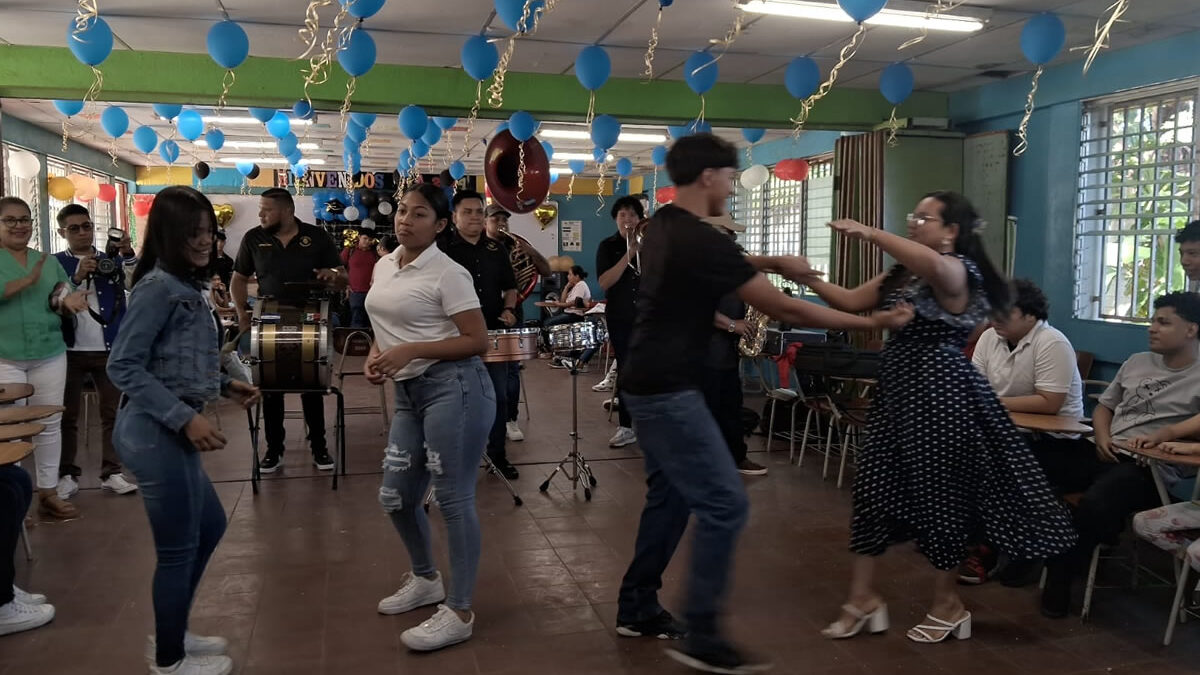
[772,342,803,387]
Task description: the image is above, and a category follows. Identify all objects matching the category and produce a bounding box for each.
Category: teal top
[0,248,70,361]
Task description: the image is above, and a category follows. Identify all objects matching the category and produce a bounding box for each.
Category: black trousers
[262,392,327,455]
[699,367,747,465]
[608,320,633,429]
[0,464,33,606]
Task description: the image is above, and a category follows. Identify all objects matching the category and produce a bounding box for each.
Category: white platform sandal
[821,603,890,639]
[906,611,972,643]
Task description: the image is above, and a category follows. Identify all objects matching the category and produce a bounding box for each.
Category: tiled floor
[6,359,1200,674]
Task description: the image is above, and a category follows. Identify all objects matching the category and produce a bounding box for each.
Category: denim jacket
[54,249,135,350]
[107,266,229,433]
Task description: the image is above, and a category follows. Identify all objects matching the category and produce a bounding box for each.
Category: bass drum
[249,298,332,391]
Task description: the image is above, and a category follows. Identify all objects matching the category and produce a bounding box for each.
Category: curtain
[832,130,887,347]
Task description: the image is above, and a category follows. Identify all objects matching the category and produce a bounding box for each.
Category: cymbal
[0,383,34,404]
[0,405,64,424]
[0,441,34,465]
[0,423,44,443]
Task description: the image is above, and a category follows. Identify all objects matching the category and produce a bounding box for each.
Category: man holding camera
[53,204,139,498]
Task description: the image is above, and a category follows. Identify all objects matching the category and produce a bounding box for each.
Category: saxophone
[738,306,770,357]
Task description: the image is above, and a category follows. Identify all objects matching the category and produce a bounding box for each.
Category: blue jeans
[115,403,227,668]
[617,390,748,643]
[506,362,521,423]
[483,362,508,461]
[0,464,33,607]
[348,291,369,328]
[380,358,494,610]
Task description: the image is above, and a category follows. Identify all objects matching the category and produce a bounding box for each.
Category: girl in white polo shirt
[363,183,494,652]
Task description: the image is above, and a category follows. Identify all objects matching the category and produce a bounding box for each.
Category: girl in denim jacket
[107,186,259,675]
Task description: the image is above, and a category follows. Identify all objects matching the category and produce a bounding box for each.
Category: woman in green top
[0,197,88,520]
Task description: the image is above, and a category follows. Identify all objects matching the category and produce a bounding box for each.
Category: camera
[96,257,118,276]
[107,227,125,245]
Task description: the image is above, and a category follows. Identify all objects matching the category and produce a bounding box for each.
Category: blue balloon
[343,137,362,154]
[411,139,430,159]
[176,110,204,141]
[837,0,887,23]
[266,111,292,139]
[235,161,254,177]
[100,106,128,138]
[575,45,611,91]
[293,100,314,120]
[651,145,667,166]
[158,140,180,164]
[495,0,546,32]
[660,0,673,6]
[397,149,414,171]
[150,104,181,121]
[434,116,458,130]
[293,163,308,178]
[879,62,914,105]
[784,57,820,99]
[345,153,362,174]
[206,20,249,69]
[66,16,113,67]
[590,114,621,151]
[338,29,376,77]
[132,126,158,154]
[592,147,607,162]
[461,35,500,82]
[278,133,299,157]
[340,0,386,19]
[684,51,718,95]
[690,120,712,135]
[541,141,555,160]
[1021,12,1066,65]
[249,107,276,123]
[205,129,225,151]
[495,121,510,135]
[550,170,561,184]
[667,125,689,140]
[346,122,368,144]
[287,150,303,166]
[53,100,84,117]
[615,158,633,177]
[567,159,585,174]
[508,111,538,142]
[422,124,443,147]
[398,105,429,140]
[741,128,765,144]
[449,161,466,180]
[350,112,377,129]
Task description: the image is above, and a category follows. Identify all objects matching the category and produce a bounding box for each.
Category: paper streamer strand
[595,163,607,216]
[643,7,663,81]
[1076,0,1130,76]
[517,143,527,196]
[61,119,71,153]
[72,0,99,39]
[898,0,966,51]
[297,0,335,60]
[1013,66,1043,157]
[792,22,865,135]
[340,76,357,131]
[301,2,350,105]
[488,0,557,108]
[567,174,576,201]
[460,80,483,160]
[217,69,236,113]
[886,106,900,147]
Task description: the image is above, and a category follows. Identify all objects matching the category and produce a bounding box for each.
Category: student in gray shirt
[1041,292,1200,619]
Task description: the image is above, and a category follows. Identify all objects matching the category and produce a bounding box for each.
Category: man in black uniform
[440,191,522,480]
[595,196,644,448]
[231,188,346,473]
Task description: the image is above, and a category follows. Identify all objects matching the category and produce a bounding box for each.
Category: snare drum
[548,318,608,353]
[249,298,332,391]
[483,328,539,363]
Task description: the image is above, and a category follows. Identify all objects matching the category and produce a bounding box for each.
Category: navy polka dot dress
[848,255,1078,570]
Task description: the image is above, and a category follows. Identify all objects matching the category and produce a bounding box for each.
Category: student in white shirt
[545,265,593,327]
[363,183,494,653]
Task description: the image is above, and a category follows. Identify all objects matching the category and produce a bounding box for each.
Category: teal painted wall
[950,29,1200,379]
[652,130,844,187]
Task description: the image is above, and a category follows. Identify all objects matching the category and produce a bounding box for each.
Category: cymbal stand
[539,356,597,500]
[423,452,523,511]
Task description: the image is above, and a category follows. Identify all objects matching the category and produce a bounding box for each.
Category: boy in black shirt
[616,134,911,674]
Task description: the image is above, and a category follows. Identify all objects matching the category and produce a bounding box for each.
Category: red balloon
[775,158,810,182]
[97,184,117,203]
[132,194,154,217]
[793,159,810,181]
[655,186,676,204]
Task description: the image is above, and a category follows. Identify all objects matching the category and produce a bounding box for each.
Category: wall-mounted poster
[561,219,582,252]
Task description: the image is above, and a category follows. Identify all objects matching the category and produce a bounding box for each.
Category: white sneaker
[506,421,525,442]
[56,476,79,501]
[602,396,620,411]
[101,473,139,495]
[592,377,614,392]
[149,655,233,675]
[0,600,55,636]
[146,632,229,662]
[609,427,637,448]
[12,585,46,605]
[378,572,446,615]
[401,604,474,651]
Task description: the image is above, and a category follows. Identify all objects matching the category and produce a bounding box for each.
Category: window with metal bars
[1074,81,1199,322]
[45,157,119,255]
[1,143,42,251]
[733,157,834,291]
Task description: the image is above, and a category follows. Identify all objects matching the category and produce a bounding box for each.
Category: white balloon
[8,150,41,179]
[343,206,360,221]
[360,217,377,230]
[740,164,769,190]
[377,201,393,216]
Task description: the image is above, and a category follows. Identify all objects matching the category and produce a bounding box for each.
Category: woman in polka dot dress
[803,191,1077,643]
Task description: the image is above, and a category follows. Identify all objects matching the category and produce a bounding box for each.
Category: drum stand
[423,453,523,511]
[539,357,598,501]
[247,387,347,494]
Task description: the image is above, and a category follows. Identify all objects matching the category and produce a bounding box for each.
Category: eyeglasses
[64,222,94,233]
[906,213,943,227]
[0,216,33,227]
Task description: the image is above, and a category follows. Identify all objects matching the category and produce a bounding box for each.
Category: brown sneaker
[38,489,80,520]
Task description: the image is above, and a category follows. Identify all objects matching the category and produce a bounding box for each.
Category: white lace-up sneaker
[378,572,446,615]
[609,427,637,448]
[148,655,233,675]
[146,632,229,662]
[401,604,474,651]
[12,585,46,605]
[101,473,139,494]
[0,599,55,636]
[505,420,525,442]
[56,475,79,500]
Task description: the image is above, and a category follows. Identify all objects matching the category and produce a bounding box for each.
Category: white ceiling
[0,0,1197,173]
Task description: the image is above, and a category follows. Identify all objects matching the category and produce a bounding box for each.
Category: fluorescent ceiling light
[556,152,614,162]
[740,0,984,32]
[217,157,325,166]
[201,116,314,126]
[195,140,320,150]
[548,166,574,175]
[539,129,667,144]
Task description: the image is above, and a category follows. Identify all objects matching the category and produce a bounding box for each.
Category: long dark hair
[569,265,588,280]
[132,186,218,286]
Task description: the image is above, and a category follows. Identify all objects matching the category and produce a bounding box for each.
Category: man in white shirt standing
[1175,220,1200,293]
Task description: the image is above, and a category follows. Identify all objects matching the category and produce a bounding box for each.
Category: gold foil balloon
[342,228,359,248]
[533,201,558,229]
[212,203,235,228]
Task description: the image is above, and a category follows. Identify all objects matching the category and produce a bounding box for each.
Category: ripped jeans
[380,357,494,610]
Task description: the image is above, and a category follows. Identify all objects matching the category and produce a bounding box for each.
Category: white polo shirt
[972,320,1084,421]
[364,245,481,381]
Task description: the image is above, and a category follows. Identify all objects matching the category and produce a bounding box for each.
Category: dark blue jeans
[348,291,370,328]
[115,403,227,668]
[618,390,749,643]
[0,464,33,607]
[506,362,521,423]
[484,362,508,462]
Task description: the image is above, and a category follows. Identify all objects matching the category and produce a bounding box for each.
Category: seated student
[1041,292,1200,618]
[0,463,55,637]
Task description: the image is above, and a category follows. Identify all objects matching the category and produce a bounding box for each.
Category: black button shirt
[233,220,342,304]
[440,231,518,330]
[595,232,640,330]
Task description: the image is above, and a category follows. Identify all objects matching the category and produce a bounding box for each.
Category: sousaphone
[484,129,551,215]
